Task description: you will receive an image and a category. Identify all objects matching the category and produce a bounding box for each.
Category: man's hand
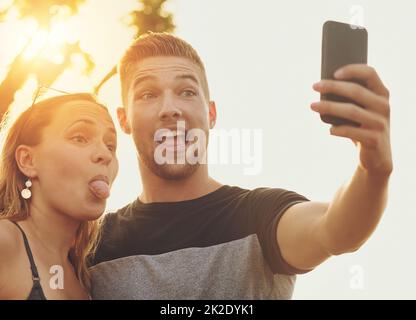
[276,65,393,271]
[311,64,393,178]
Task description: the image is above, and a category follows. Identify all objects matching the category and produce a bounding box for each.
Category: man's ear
[208,101,217,129]
[15,145,37,178]
[117,107,131,134]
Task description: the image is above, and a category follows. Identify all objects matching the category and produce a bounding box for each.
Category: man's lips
[154,128,188,141]
[155,133,196,152]
[154,126,192,150]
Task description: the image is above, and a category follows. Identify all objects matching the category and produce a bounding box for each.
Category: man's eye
[180,90,196,97]
[140,92,157,100]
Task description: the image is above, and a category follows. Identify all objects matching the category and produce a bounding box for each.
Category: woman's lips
[88,180,110,199]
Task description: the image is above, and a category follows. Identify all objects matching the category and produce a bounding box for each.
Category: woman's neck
[19,201,80,262]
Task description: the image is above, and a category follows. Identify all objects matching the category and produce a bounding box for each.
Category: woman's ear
[208,101,217,129]
[117,107,131,134]
[15,145,37,178]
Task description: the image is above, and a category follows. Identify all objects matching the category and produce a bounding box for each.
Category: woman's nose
[92,143,113,165]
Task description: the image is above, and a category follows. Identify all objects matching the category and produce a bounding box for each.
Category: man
[90,33,392,299]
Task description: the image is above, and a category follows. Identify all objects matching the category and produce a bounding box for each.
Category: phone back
[321,20,368,126]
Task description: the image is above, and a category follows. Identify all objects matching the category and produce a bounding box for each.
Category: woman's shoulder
[0,219,26,298]
[0,219,21,263]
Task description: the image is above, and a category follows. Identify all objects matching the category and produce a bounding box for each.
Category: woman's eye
[180,89,196,97]
[107,144,116,152]
[71,135,88,143]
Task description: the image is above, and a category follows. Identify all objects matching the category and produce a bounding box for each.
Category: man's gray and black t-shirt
[90,185,311,299]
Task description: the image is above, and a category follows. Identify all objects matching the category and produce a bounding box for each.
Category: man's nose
[158,92,182,121]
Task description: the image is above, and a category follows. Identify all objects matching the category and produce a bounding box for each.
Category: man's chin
[151,162,199,180]
[138,144,204,180]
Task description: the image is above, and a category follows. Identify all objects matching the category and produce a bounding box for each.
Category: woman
[0,92,119,299]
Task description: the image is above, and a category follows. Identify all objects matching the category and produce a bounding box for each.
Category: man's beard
[137,139,207,180]
[142,154,199,180]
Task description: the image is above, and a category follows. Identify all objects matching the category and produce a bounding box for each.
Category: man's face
[118,56,216,180]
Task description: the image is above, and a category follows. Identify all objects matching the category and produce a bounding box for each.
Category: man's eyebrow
[132,74,200,89]
[66,119,116,135]
[132,75,157,89]
[175,74,199,85]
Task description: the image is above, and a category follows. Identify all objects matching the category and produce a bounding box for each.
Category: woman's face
[29,100,119,221]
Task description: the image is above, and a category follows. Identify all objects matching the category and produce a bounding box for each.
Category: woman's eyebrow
[66,119,116,135]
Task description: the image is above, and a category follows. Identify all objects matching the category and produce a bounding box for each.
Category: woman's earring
[21,179,32,199]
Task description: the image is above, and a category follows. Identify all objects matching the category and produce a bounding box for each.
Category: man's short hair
[119,32,210,106]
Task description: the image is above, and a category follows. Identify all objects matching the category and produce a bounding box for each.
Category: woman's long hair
[0,93,109,291]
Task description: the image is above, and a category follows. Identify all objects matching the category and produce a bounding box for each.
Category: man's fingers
[329,125,382,149]
[313,80,390,118]
[310,101,387,130]
[334,64,390,99]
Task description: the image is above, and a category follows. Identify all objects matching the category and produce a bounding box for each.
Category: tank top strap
[12,221,41,282]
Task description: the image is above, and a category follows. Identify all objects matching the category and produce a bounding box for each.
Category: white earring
[21,179,32,199]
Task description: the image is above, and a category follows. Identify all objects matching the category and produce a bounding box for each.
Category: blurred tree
[94,0,175,95]
[0,0,94,122]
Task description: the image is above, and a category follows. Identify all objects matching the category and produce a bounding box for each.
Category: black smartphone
[320,20,368,127]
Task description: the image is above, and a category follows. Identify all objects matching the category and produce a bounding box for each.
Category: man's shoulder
[91,204,134,266]
[214,185,294,201]
[98,201,139,242]
[103,200,138,222]
[235,186,309,204]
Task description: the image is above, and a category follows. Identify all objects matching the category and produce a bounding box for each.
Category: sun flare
[22,19,77,63]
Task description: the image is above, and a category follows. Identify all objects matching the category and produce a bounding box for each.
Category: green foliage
[129,0,175,37]
[0,0,89,121]
[94,0,176,95]
[0,0,176,120]
[0,0,85,27]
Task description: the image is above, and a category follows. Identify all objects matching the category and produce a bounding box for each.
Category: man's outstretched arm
[277,64,393,271]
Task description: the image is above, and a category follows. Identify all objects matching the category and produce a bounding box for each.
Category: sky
[0,0,415,299]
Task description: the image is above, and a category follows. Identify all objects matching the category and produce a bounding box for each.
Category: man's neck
[138,163,223,203]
